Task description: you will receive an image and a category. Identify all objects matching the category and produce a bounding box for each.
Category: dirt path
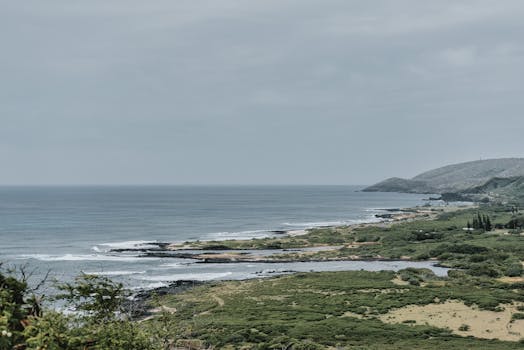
[211,294,224,307]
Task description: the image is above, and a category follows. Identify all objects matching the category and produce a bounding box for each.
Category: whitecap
[93,240,160,252]
[137,272,233,282]
[83,270,146,276]
[158,263,184,268]
[131,282,169,290]
[17,254,158,262]
[283,217,381,228]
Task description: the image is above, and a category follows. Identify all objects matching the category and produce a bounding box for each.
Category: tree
[484,216,492,231]
[52,273,155,349]
[55,273,127,322]
[0,265,42,349]
[477,213,483,229]
[2,269,157,350]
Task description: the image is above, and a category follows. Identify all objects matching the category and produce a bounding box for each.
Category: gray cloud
[1,1,523,184]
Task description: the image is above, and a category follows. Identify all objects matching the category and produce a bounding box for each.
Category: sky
[1,1,523,185]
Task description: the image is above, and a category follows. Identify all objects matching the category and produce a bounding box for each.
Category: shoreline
[112,204,474,265]
[124,203,479,320]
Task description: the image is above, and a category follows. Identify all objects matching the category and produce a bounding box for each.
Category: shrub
[55,273,127,322]
[506,262,523,277]
[512,313,524,321]
[0,267,41,349]
[458,324,470,331]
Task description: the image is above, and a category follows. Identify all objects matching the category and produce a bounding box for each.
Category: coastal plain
[136,204,524,348]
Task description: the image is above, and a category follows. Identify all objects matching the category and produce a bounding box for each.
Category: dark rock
[440,192,473,202]
[375,214,394,219]
[200,244,232,250]
[123,280,204,319]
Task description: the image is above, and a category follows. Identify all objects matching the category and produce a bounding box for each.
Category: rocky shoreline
[119,206,463,319]
[108,206,452,265]
[125,280,205,319]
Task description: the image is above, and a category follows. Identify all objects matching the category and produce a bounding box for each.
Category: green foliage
[506,261,523,277]
[23,312,82,349]
[55,273,126,322]
[458,324,470,331]
[87,320,155,350]
[471,213,492,231]
[511,313,524,321]
[1,269,160,349]
[151,269,524,349]
[2,205,523,349]
[505,216,524,229]
[398,268,439,285]
[0,266,42,349]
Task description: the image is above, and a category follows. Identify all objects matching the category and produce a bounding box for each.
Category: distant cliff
[363,158,524,196]
[362,177,438,194]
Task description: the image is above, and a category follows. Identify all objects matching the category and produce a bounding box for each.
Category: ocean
[0,185,447,292]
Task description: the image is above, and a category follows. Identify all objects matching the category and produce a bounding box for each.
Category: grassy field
[146,269,524,349]
[139,204,524,348]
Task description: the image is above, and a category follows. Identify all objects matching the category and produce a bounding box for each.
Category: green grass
[253,206,523,278]
[147,205,524,348]
[146,269,524,349]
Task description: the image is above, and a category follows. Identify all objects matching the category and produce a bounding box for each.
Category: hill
[363,158,524,194]
[459,176,524,203]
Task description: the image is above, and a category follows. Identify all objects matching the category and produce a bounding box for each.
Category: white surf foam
[137,272,233,282]
[131,282,169,290]
[83,270,146,276]
[205,229,269,237]
[158,263,185,268]
[364,207,401,212]
[282,218,378,228]
[17,254,158,262]
[93,240,160,252]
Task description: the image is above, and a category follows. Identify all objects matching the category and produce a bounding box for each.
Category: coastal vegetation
[2,266,523,349]
[170,205,523,280]
[1,202,523,348]
[0,271,155,350]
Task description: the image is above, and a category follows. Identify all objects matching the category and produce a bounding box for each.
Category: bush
[505,216,524,229]
[468,263,501,278]
[55,273,127,321]
[1,269,159,350]
[0,266,41,349]
[458,324,470,331]
[512,313,524,321]
[506,262,523,277]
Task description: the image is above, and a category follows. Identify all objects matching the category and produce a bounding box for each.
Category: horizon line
[0,183,371,187]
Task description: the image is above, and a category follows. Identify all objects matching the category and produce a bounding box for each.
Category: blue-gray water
[0,186,446,291]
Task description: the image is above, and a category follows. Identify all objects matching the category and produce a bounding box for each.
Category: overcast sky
[1,1,523,185]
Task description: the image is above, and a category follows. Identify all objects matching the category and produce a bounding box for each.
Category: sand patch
[287,230,308,236]
[498,276,524,284]
[391,276,410,286]
[149,305,177,314]
[357,288,409,294]
[140,305,177,322]
[379,300,524,341]
[341,311,365,319]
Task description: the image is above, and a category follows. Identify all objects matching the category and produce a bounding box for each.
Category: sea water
[0,186,446,291]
